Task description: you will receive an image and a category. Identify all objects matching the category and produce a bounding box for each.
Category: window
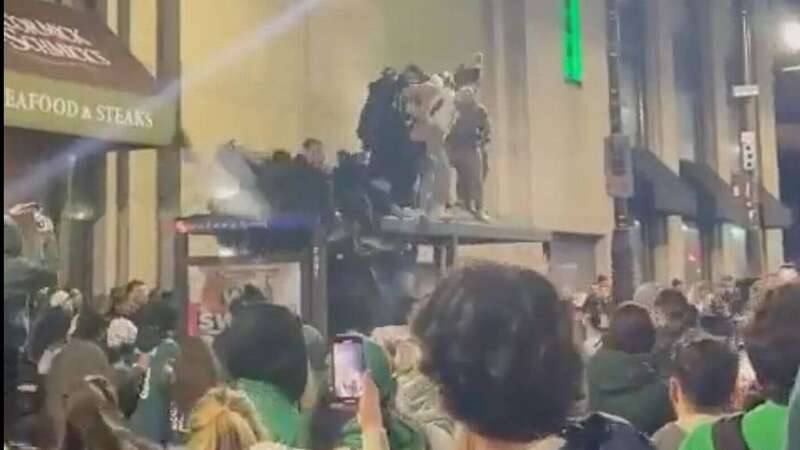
[725,5,744,178]
[672,0,705,162]
[726,224,748,278]
[562,0,583,84]
[683,221,704,284]
[632,219,654,284]
[618,0,648,145]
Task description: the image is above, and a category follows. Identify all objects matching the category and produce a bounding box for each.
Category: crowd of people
[4,204,800,450]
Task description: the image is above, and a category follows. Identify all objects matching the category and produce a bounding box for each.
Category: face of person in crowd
[114,298,139,317]
[305,142,325,170]
[114,283,148,317]
[592,280,612,300]
[128,283,149,308]
[777,266,798,282]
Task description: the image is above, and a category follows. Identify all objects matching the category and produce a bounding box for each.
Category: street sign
[732,84,760,98]
[604,134,634,199]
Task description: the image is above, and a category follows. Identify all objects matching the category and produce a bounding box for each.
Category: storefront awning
[760,186,793,229]
[631,149,697,217]
[3,0,175,146]
[679,161,749,226]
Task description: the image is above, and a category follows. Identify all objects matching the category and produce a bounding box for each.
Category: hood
[590,347,661,395]
[364,339,396,403]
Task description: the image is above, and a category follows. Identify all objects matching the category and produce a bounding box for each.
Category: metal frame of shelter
[173,214,551,338]
[173,215,328,336]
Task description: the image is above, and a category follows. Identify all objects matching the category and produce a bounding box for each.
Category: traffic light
[740,131,757,172]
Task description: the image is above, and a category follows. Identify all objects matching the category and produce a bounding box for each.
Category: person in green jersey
[215,303,310,447]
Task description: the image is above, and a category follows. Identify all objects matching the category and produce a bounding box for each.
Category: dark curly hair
[216,303,308,402]
[412,263,582,442]
[744,281,800,405]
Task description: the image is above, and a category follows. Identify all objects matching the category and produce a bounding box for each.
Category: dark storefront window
[618,0,647,146]
[632,219,654,284]
[683,221,705,284]
[618,0,653,282]
[673,0,705,162]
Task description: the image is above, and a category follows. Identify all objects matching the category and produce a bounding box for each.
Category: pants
[448,145,484,211]
[419,145,451,216]
[416,127,451,217]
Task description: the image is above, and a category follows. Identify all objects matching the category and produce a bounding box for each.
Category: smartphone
[331,334,366,403]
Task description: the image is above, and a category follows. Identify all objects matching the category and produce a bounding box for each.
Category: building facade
[617,0,789,285]
[7,0,789,296]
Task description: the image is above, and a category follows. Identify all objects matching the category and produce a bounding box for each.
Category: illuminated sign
[562,0,583,84]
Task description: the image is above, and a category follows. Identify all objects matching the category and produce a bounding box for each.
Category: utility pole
[736,0,767,275]
[605,0,636,303]
[157,0,182,290]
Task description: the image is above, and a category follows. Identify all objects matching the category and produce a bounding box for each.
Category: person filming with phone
[332,337,428,450]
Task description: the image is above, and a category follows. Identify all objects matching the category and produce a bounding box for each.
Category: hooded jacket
[587,347,674,434]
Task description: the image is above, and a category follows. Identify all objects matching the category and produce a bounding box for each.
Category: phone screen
[332,335,366,401]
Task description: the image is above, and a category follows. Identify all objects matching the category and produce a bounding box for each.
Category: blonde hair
[187,386,268,450]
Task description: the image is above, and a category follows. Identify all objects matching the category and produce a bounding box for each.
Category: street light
[783,20,800,53]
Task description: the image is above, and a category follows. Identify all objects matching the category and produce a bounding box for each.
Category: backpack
[561,413,655,450]
[711,413,749,450]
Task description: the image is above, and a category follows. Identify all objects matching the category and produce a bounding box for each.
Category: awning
[3,0,175,146]
[760,186,793,229]
[631,149,697,216]
[679,161,749,226]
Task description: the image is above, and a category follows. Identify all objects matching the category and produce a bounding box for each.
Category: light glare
[783,21,800,52]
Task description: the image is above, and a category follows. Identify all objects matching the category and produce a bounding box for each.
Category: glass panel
[683,221,704,284]
[672,0,704,162]
[726,224,748,278]
[618,0,647,144]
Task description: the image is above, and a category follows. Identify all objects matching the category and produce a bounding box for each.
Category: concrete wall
[171,0,613,275]
[105,0,800,290]
[55,0,787,294]
[640,0,785,282]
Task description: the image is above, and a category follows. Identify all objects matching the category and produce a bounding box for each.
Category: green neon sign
[562,0,583,84]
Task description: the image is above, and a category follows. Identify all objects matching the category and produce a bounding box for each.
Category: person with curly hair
[214,303,309,447]
[412,263,653,450]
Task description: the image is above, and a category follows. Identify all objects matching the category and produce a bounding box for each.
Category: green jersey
[679,402,788,450]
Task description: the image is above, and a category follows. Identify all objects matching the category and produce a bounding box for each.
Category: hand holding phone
[332,334,366,403]
[358,372,383,431]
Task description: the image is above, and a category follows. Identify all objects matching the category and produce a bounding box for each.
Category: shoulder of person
[561,413,655,450]
[676,422,714,450]
[651,422,686,450]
